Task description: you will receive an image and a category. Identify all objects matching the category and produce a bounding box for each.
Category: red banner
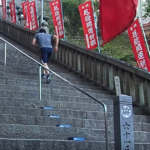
[79,1,98,50]
[49,0,64,38]
[99,0,137,46]
[29,1,38,31]
[2,0,7,19]
[21,1,31,28]
[128,19,150,71]
[9,0,16,23]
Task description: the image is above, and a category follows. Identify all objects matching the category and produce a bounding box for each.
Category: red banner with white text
[22,1,31,28]
[79,1,98,50]
[49,0,64,38]
[2,0,7,19]
[9,0,16,23]
[29,1,38,31]
[128,19,150,71]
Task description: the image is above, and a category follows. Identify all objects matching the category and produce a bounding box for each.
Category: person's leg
[40,47,53,84]
[40,48,50,75]
[45,48,53,84]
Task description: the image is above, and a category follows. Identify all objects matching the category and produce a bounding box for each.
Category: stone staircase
[0,32,150,150]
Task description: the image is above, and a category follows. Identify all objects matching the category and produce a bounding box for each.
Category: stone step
[0,73,94,87]
[0,96,113,106]
[0,124,113,141]
[0,81,109,95]
[0,90,50,100]
[0,97,113,112]
[0,64,81,76]
[0,105,148,123]
[0,87,113,101]
[0,124,149,143]
[0,114,150,132]
[0,84,103,94]
[0,138,150,150]
[0,106,113,120]
[0,138,112,150]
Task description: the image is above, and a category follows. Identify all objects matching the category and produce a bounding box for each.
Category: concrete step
[0,84,104,94]
[0,114,113,129]
[0,105,148,124]
[0,73,94,87]
[0,138,149,150]
[0,114,150,132]
[0,95,113,106]
[0,90,50,100]
[0,97,113,112]
[0,88,113,102]
[0,124,149,143]
[0,106,113,120]
[0,138,112,150]
[0,124,113,141]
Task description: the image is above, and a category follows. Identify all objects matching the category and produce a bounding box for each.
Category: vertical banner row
[49,0,64,38]
[9,0,16,23]
[128,19,150,71]
[22,1,38,30]
[78,1,98,50]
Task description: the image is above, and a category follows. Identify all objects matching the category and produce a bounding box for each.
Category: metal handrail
[0,36,109,150]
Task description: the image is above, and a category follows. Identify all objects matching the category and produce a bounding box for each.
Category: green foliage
[62,0,83,37]
[101,33,136,65]
[143,0,150,17]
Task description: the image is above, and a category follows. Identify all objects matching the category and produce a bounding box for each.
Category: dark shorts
[40,47,53,63]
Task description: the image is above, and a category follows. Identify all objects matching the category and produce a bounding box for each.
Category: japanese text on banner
[9,0,16,23]
[22,1,31,28]
[2,0,7,19]
[79,1,98,50]
[128,19,150,71]
[49,0,64,38]
[29,1,38,31]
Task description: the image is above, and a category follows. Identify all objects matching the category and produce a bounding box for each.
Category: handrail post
[39,65,42,100]
[4,43,6,66]
[104,105,108,150]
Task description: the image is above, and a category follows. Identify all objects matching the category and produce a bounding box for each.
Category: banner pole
[35,0,39,29]
[60,0,65,40]
[91,0,100,53]
[138,17,150,56]
[41,0,43,25]
[14,0,17,24]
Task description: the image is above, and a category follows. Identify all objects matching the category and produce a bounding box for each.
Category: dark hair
[39,28,46,33]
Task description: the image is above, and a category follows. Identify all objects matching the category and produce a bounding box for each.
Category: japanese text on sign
[123,122,132,150]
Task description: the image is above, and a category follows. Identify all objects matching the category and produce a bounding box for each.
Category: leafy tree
[62,0,83,39]
[143,0,150,17]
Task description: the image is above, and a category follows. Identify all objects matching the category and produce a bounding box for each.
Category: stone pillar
[6,5,11,22]
[16,6,21,25]
[41,21,49,34]
[19,14,25,27]
[113,95,134,150]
